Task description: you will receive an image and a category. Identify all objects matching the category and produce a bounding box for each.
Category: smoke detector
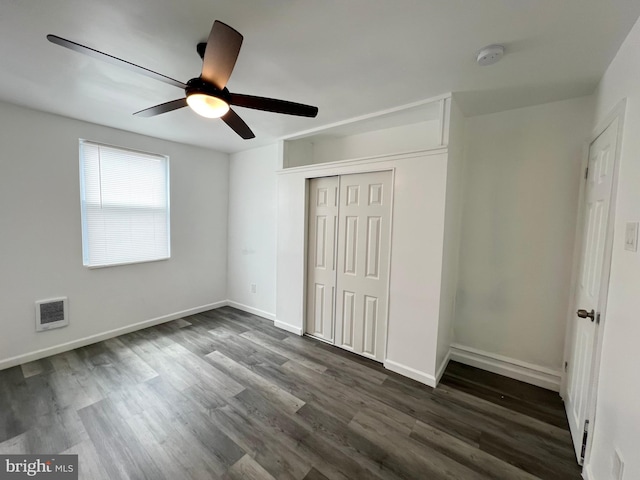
[477,44,505,66]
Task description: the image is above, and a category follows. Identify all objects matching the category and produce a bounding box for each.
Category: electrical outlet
[613,450,624,480]
[250,284,257,294]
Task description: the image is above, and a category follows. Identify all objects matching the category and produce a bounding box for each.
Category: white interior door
[565,118,618,463]
[334,171,392,362]
[305,176,339,342]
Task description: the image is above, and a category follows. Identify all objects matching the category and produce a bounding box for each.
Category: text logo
[0,455,78,479]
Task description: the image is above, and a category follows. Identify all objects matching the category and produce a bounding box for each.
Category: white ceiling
[1,0,639,153]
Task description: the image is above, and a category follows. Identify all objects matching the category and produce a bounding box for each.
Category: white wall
[0,101,229,368]
[585,16,640,480]
[436,97,466,378]
[309,120,442,165]
[454,96,594,382]
[276,147,449,385]
[227,144,279,319]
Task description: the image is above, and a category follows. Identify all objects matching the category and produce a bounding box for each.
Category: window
[79,140,170,268]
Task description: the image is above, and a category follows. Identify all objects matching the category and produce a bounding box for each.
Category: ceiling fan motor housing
[185,77,230,103]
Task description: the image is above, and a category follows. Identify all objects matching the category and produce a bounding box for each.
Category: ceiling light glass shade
[186,93,230,118]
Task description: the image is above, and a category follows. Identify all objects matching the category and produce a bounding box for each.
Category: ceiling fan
[47,20,319,139]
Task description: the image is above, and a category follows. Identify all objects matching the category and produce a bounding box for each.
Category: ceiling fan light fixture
[186,93,229,118]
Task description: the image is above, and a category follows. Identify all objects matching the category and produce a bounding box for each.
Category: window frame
[78,139,171,269]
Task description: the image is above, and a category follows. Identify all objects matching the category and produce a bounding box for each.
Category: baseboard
[383,359,436,388]
[226,301,276,321]
[274,320,304,336]
[0,301,227,371]
[450,343,562,392]
[435,349,451,385]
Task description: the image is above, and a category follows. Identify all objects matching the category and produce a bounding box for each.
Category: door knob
[577,309,595,322]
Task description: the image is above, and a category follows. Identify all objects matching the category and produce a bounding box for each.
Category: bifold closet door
[305,176,339,342]
[334,171,392,362]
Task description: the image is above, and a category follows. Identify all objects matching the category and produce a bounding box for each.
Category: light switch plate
[624,222,639,252]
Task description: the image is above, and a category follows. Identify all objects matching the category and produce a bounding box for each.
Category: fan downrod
[197,42,207,60]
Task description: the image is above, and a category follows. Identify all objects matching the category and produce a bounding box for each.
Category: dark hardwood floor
[0,307,581,479]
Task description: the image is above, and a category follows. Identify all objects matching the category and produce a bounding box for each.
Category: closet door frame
[303,168,395,364]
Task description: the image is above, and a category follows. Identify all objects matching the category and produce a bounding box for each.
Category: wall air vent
[35,297,69,332]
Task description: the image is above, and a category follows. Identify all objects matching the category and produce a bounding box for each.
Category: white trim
[226,301,276,321]
[0,301,227,371]
[581,463,592,480]
[439,96,449,146]
[274,319,304,336]
[383,359,436,388]
[381,168,396,366]
[281,93,452,141]
[450,343,562,392]
[579,98,627,468]
[303,333,335,345]
[277,148,448,175]
[435,349,451,385]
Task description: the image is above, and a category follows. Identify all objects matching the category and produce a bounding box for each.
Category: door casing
[561,99,626,466]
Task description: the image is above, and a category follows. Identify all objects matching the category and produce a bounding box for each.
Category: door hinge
[585,166,589,180]
[580,419,590,463]
[564,361,568,372]
[596,312,601,325]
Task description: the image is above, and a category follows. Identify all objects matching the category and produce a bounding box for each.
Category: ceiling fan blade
[47,34,187,90]
[229,93,318,117]
[133,98,188,117]
[201,21,243,90]
[221,108,255,139]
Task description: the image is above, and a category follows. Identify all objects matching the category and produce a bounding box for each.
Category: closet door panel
[334,171,392,361]
[305,176,339,342]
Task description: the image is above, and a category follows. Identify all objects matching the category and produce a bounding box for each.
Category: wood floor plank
[295,402,402,480]
[61,440,112,480]
[0,307,581,480]
[77,398,169,480]
[302,467,332,480]
[135,400,239,479]
[218,307,290,340]
[127,408,233,480]
[0,431,27,454]
[410,420,541,480]
[208,402,311,480]
[280,360,417,433]
[196,311,252,335]
[0,369,29,443]
[225,454,277,480]
[205,350,305,415]
[433,381,575,447]
[479,430,581,480]
[240,330,328,373]
[219,381,385,480]
[102,336,159,383]
[445,361,562,408]
[349,410,488,480]
[204,328,290,367]
[20,358,54,378]
[441,372,569,429]
[281,335,389,386]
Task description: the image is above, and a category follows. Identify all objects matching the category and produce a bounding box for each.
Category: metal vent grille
[36,297,68,331]
[40,301,65,324]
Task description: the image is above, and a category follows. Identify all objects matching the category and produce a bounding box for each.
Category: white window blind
[79,140,170,268]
